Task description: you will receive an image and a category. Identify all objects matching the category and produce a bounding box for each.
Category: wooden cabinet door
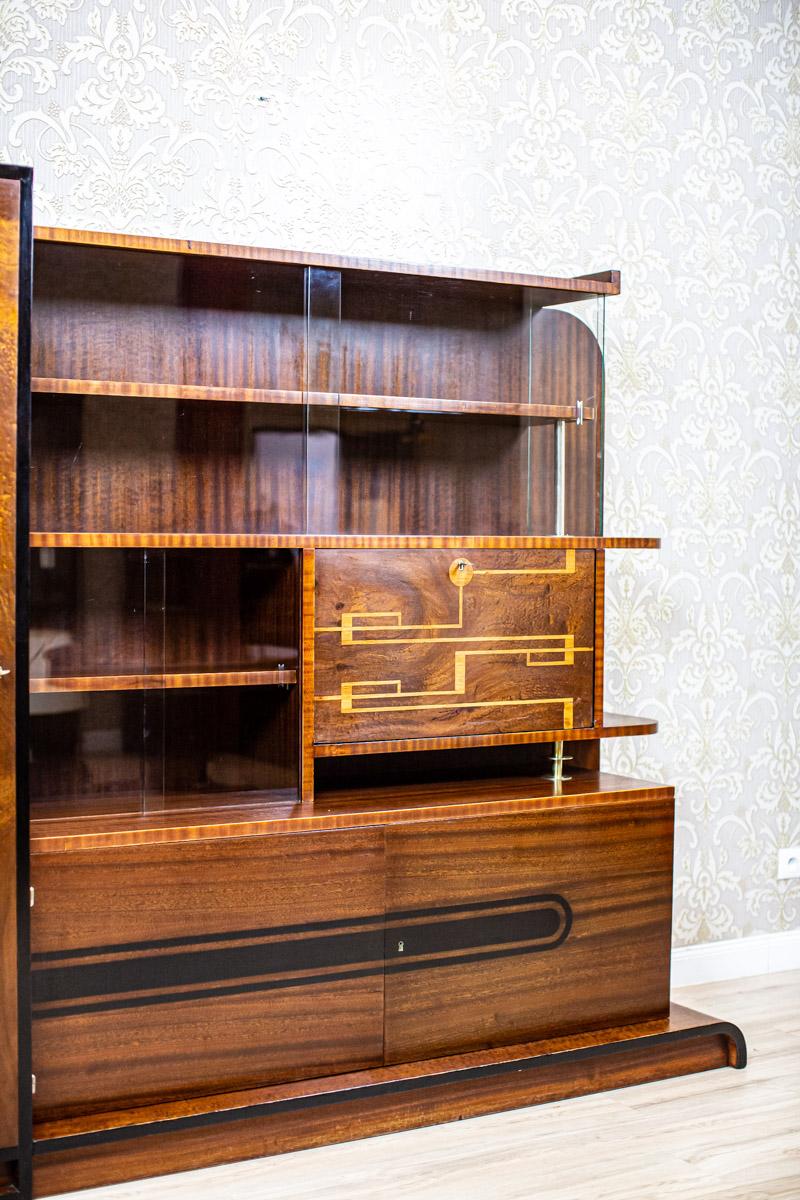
[31,830,385,1118]
[314,548,595,746]
[0,167,30,1169]
[383,801,673,1064]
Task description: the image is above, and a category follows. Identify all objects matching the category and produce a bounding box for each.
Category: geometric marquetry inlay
[314,548,596,744]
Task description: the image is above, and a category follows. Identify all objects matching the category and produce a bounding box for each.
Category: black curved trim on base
[33,1013,747,1156]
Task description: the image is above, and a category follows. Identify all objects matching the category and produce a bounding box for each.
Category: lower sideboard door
[30,830,385,1118]
[383,801,674,1064]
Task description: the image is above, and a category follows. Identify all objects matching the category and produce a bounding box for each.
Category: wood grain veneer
[30,533,661,549]
[30,829,385,1119]
[313,709,657,757]
[28,771,671,853]
[32,377,594,422]
[29,1004,743,1199]
[314,548,596,745]
[382,799,673,1062]
[30,669,297,692]
[301,549,315,804]
[594,549,606,718]
[34,226,620,300]
[0,175,21,1155]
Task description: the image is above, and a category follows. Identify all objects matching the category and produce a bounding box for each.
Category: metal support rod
[545,741,572,787]
[554,418,566,536]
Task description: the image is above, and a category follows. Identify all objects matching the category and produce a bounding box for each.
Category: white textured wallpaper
[1,0,798,945]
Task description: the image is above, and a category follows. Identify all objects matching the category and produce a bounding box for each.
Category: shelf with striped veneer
[29,668,297,693]
[32,376,593,422]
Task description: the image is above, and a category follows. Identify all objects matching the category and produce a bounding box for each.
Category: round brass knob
[449,557,474,586]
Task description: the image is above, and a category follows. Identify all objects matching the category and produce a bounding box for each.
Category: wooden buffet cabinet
[0,164,744,1198]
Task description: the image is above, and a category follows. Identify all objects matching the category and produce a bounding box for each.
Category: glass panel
[144,548,301,812]
[305,270,605,537]
[29,549,301,819]
[33,246,307,394]
[29,688,146,820]
[154,686,298,811]
[161,549,299,675]
[29,548,147,819]
[31,394,305,535]
[29,548,149,679]
[529,294,605,537]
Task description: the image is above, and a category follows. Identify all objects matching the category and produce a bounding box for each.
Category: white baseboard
[671,928,800,987]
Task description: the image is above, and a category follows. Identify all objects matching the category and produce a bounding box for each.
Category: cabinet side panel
[0,176,21,1151]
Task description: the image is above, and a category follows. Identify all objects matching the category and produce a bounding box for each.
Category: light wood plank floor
[53,972,800,1200]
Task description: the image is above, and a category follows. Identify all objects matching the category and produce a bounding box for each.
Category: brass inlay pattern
[315,552,586,721]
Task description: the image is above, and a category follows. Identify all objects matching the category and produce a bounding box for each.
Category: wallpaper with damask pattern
[1,0,798,946]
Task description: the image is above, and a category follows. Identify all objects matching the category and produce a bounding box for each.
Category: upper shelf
[30,533,660,550]
[34,226,620,305]
[32,377,595,423]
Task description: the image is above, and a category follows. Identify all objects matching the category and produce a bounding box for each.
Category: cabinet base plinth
[32,1004,745,1198]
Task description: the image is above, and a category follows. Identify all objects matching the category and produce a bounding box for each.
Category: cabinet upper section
[31,227,611,541]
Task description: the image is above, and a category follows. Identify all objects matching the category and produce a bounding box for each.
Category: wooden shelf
[30,532,660,550]
[30,770,671,853]
[33,377,305,407]
[315,392,595,422]
[34,225,621,301]
[29,669,296,693]
[32,377,594,422]
[313,712,659,758]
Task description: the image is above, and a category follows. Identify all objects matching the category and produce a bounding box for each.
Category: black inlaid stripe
[33,939,568,1019]
[32,895,571,1018]
[31,892,561,963]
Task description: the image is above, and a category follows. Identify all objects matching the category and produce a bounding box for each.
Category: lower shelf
[31,1003,745,1197]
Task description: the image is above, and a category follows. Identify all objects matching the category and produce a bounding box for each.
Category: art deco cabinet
[0,164,744,1198]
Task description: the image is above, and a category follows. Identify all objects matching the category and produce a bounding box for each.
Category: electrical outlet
[778,847,800,880]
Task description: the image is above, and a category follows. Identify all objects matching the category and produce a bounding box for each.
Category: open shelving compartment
[29,236,310,829]
[26,229,651,842]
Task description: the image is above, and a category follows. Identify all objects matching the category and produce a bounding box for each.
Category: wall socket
[777,847,800,880]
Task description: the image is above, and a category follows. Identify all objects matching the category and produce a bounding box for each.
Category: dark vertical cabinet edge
[0,163,32,1200]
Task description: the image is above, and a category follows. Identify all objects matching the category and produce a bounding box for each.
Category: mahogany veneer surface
[314,548,595,745]
[29,769,670,852]
[34,225,621,299]
[0,175,21,1153]
[30,829,386,1119]
[30,1005,743,1199]
[383,799,674,1062]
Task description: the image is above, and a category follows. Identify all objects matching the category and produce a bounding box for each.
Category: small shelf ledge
[313,712,659,758]
[32,377,594,423]
[30,669,297,693]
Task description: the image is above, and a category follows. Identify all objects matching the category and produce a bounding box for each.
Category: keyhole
[397,940,404,953]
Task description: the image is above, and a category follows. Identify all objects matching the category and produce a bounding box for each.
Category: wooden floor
[52,972,799,1200]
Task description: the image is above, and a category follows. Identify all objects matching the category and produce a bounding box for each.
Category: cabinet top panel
[33,225,620,305]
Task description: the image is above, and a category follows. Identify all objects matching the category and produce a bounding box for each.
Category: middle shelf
[32,376,595,423]
[30,668,297,693]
